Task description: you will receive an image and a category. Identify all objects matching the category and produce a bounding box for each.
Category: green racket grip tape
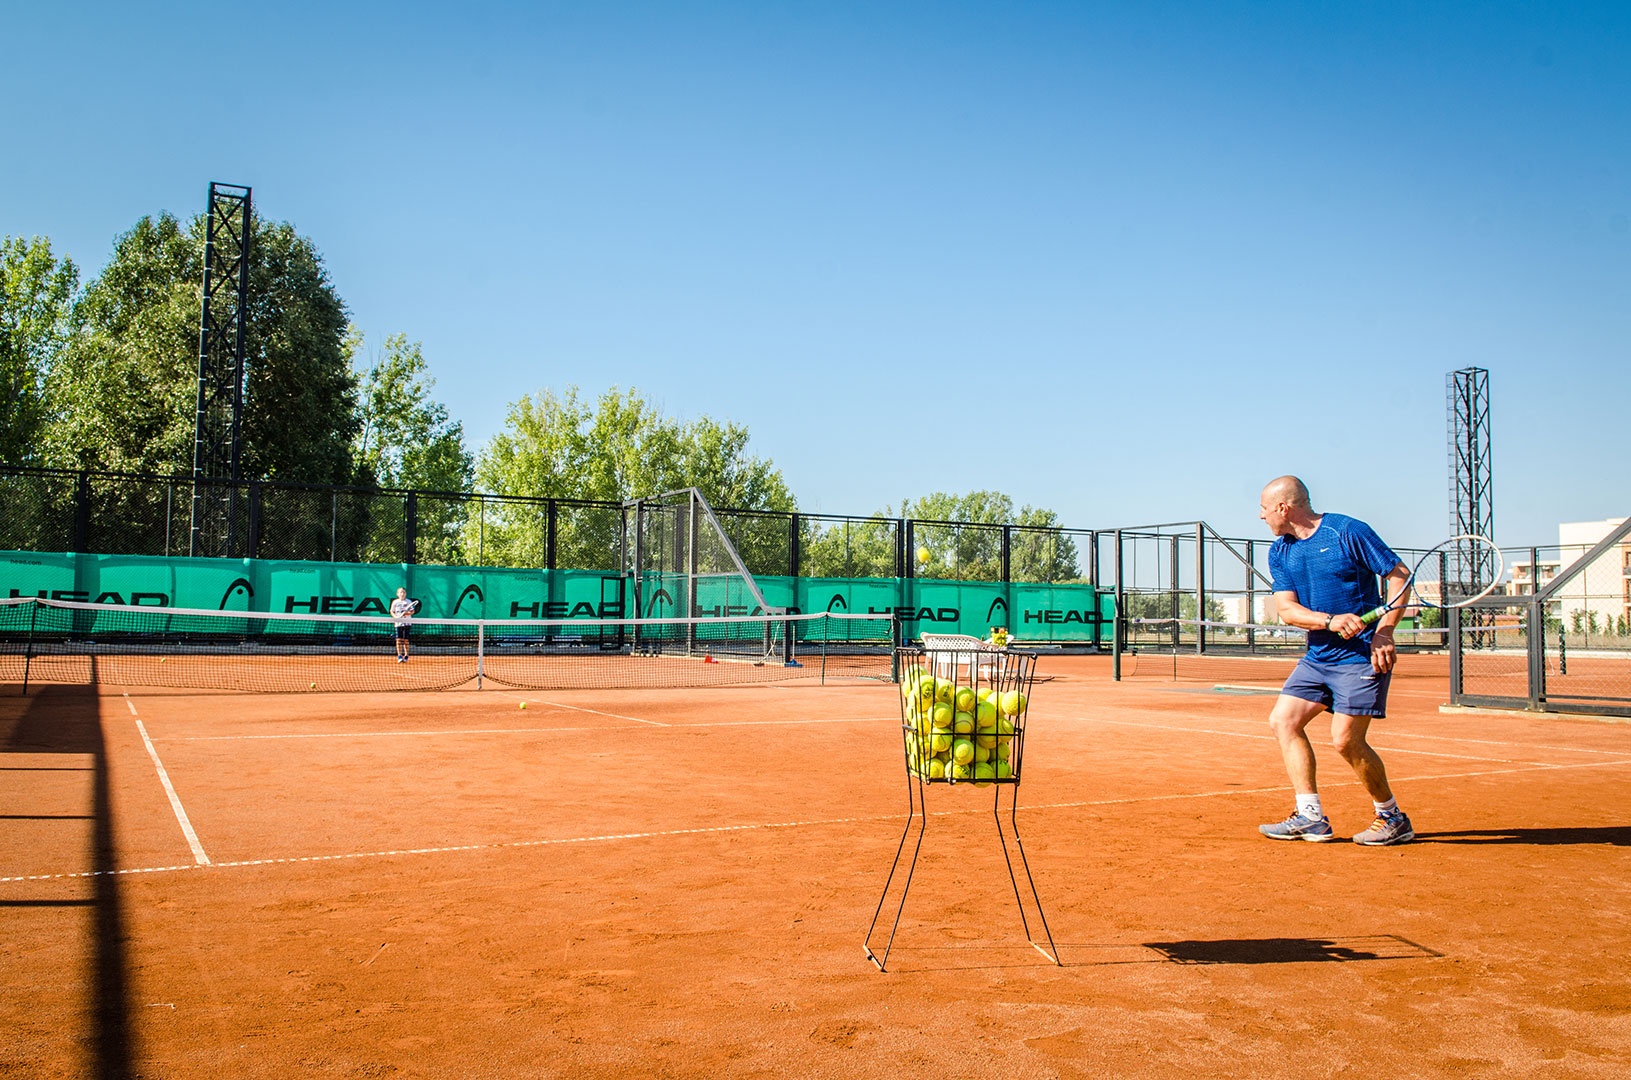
[1358,605,1387,626]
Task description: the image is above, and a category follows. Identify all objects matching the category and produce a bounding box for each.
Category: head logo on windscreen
[986,597,1009,624]
[218,578,255,609]
[825,593,848,612]
[452,583,484,617]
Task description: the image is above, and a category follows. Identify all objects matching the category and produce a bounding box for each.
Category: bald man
[1256,476,1415,845]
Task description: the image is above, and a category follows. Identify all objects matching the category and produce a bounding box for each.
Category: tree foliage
[901,491,1081,583]
[0,236,79,465]
[471,386,794,571]
[41,212,358,482]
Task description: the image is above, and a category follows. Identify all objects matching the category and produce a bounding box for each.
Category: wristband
[1323,614,1333,630]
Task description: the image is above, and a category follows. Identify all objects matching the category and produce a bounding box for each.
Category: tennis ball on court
[158,657,167,663]
[309,682,317,689]
[954,687,975,713]
[950,761,973,781]
[952,738,975,765]
[999,690,1026,716]
[953,712,974,735]
[930,703,953,729]
[519,701,527,710]
[931,731,953,753]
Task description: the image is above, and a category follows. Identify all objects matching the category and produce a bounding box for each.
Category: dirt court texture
[3,654,1629,1079]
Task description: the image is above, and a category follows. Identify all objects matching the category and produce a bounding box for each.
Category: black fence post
[405,491,419,565]
[1001,525,1011,583]
[546,499,557,571]
[789,512,801,579]
[73,470,90,554]
[247,481,262,559]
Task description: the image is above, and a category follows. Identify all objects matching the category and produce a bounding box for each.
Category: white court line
[1103,708,1631,758]
[1085,717,1562,767]
[134,720,210,866]
[505,695,667,726]
[7,756,1628,885]
[162,716,895,742]
[122,693,138,716]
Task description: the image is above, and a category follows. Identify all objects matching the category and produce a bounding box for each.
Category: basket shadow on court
[1411,827,1631,846]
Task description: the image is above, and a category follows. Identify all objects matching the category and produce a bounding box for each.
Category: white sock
[1374,798,1398,816]
[1296,794,1323,820]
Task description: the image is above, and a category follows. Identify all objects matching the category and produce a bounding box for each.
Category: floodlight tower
[1446,367,1496,594]
[189,183,252,558]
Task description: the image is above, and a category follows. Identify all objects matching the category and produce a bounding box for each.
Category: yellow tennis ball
[952,739,975,765]
[519,701,527,710]
[917,546,930,564]
[954,687,976,712]
[309,682,316,689]
[927,758,946,779]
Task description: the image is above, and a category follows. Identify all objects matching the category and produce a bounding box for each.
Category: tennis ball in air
[954,687,976,713]
[917,546,930,564]
[952,738,975,765]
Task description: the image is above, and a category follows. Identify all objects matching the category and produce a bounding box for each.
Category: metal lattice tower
[190,183,252,557]
[1446,367,1496,590]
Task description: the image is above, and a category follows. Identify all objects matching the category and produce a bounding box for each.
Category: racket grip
[1358,605,1385,626]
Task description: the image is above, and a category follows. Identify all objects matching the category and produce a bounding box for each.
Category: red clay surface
[3,656,1629,1078]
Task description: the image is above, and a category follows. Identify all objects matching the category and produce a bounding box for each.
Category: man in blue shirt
[1257,476,1415,845]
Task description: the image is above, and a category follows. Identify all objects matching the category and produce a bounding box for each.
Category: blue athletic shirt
[1268,512,1403,666]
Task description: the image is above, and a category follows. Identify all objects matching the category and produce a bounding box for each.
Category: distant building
[1554,518,1631,635]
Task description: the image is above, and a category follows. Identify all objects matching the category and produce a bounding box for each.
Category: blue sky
[4,1,1626,549]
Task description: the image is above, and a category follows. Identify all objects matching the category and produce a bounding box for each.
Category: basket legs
[993,783,1061,965]
[863,770,927,972]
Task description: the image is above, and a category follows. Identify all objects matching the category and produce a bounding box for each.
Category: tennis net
[1120,617,1452,686]
[0,597,897,694]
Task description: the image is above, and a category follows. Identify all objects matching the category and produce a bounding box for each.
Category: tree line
[2,212,1082,581]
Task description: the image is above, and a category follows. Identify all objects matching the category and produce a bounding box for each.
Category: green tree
[471,386,794,571]
[897,491,1080,582]
[799,516,898,578]
[44,212,358,482]
[352,332,474,563]
[1,236,79,465]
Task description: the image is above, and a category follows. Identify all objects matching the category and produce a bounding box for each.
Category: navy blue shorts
[395,625,410,641]
[1282,657,1391,717]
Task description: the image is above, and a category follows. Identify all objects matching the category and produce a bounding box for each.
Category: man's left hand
[1370,628,1397,674]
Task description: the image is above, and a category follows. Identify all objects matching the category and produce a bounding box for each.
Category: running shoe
[1353,810,1414,846]
[1258,811,1336,842]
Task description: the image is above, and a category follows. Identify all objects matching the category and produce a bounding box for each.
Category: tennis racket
[1358,534,1504,625]
[409,598,422,615]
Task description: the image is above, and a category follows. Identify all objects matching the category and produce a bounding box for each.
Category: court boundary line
[133,719,210,866]
[6,756,1627,885]
[157,716,899,742]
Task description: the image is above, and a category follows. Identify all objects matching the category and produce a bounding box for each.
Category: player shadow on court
[1141,935,1442,965]
[0,682,135,1080]
[1411,826,1631,847]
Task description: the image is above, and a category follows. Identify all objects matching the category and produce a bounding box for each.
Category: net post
[476,622,485,689]
[1448,604,1463,702]
[890,614,902,684]
[22,600,38,696]
[1195,522,1206,655]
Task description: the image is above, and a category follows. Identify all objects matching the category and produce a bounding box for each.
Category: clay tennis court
[4,656,1629,1079]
